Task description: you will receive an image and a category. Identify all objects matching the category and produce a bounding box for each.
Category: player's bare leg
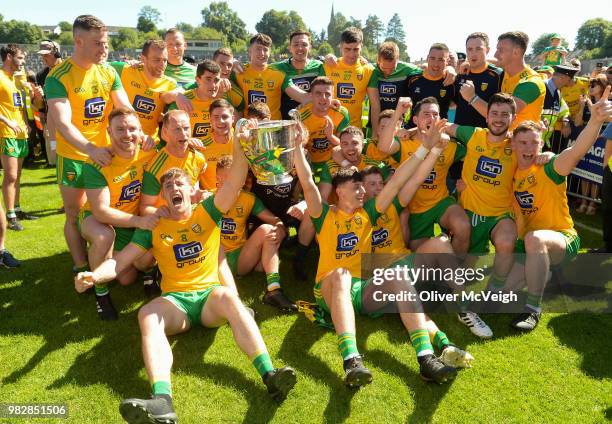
[59,185,88,269]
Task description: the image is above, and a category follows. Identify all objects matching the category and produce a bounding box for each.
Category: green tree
[255,10,306,45]
[201,1,247,45]
[531,33,570,56]
[385,13,407,59]
[363,15,384,50]
[0,20,43,43]
[137,6,161,33]
[191,26,226,43]
[57,31,74,46]
[317,41,334,56]
[111,28,141,50]
[575,18,612,50]
[174,22,194,35]
[58,21,72,33]
[327,11,348,50]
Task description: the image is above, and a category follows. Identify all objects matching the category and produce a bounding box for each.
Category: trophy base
[255,173,293,186]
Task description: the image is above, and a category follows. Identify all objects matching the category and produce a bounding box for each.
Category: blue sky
[2,0,609,59]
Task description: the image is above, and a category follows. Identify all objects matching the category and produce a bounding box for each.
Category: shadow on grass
[0,252,295,421]
[547,313,612,379]
[20,180,57,188]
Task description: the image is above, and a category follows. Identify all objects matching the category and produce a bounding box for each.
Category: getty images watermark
[358,253,612,314]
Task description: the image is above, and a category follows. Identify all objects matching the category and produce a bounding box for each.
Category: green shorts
[57,155,86,188]
[162,285,220,327]
[78,210,135,252]
[0,137,28,158]
[409,197,455,240]
[466,210,514,253]
[226,247,242,275]
[314,277,369,315]
[515,231,581,262]
[311,161,326,182]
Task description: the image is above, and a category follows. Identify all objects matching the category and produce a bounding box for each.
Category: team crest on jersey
[67,171,76,181]
[481,82,488,91]
[437,154,445,164]
[357,73,363,81]
[267,81,275,88]
[353,215,362,227]
[504,146,513,156]
[439,89,447,98]
[160,233,173,242]
[379,213,390,224]
[527,174,536,185]
[191,224,202,234]
[235,205,244,217]
[414,87,421,94]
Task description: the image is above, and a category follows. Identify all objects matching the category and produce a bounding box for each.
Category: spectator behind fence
[574,74,608,215]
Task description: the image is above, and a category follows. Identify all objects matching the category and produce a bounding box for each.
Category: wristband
[430,146,444,156]
[414,145,429,160]
[469,95,479,105]
[49,139,56,151]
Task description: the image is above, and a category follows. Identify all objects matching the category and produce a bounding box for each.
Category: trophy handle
[288,109,301,122]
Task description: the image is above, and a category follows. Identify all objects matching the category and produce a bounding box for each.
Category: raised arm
[293,124,323,217]
[214,121,250,213]
[554,86,612,176]
[110,87,133,110]
[367,87,381,138]
[376,119,446,212]
[378,98,412,155]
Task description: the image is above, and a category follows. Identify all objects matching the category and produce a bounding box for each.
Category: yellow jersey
[0,69,27,139]
[142,146,207,204]
[319,154,390,185]
[111,62,177,138]
[297,102,350,164]
[132,196,223,293]
[560,77,589,119]
[513,157,575,238]
[323,58,374,127]
[391,136,465,213]
[82,144,156,214]
[199,129,233,191]
[362,138,397,166]
[44,58,123,161]
[456,126,517,216]
[220,190,266,252]
[372,197,409,254]
[231,63,294,120]
[501,66,546,130]
[311,200,381,282]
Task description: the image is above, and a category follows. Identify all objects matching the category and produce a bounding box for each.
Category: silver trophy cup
[236,115,300,185]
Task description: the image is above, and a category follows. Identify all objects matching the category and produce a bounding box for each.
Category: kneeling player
[505,86,612,330]
[216,155,296,311]
[295,119,459,386]
[79,108,158,320]
[76,136,296,424]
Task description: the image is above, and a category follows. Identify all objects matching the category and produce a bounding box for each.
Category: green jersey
[542,46,567,66]
[272,58,325,119]
[164,62,196,87]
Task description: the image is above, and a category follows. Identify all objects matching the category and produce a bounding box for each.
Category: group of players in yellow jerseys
[1,11,610,424]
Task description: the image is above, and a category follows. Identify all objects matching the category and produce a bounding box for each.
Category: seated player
[318,126,391,203]
[362,163,474,368]
[79,108,158,320]
[75,132,297,423]
[505,87,612,330]
[216,155,296,311]
[295,118,459,386]
[296,76,350,175]
[378,97,471,257]
[443,93,521,339]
